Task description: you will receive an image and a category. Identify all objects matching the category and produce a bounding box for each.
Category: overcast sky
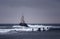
[0,0,60,24]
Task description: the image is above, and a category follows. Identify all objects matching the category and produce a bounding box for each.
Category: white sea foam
[0,25,60,34]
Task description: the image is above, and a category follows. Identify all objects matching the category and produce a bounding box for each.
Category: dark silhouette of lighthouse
[19,15,28,27]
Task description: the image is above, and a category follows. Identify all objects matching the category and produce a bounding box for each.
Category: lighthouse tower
[19,15,28,27]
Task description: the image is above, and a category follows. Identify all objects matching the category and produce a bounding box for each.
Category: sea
[0,24,60,39]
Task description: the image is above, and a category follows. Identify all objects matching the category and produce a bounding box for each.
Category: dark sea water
[0,31,60,39]
[0,24,60,39]
[0,24,60,26]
